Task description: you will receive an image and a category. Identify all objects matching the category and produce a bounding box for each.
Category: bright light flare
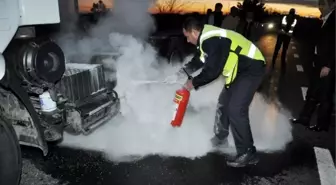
[268,23,275,29]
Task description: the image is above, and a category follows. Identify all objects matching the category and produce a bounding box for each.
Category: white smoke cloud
[57,0,293,162]
[55,0,156,63]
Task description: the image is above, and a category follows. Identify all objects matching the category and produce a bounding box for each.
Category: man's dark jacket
[315,9,335,71]
[183,26,263,90]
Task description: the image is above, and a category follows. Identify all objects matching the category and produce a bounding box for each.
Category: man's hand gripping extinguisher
[171,69,192,127]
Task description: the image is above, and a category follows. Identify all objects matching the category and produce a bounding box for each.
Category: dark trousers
[214,63,265,154]
[272,34,291,72]
[299,64,335,129]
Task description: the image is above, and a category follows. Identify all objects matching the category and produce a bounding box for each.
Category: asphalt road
[20,33,336,185]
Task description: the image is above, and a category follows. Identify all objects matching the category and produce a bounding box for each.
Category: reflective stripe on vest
[282,16,297,27]
[198,24,265,87]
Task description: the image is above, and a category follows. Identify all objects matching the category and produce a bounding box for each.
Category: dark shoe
[307,125,329,132]
[290,118,309,126]
[211,136,228,148]
[226,147,259,168]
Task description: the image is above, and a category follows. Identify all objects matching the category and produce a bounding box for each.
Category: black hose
[182,68,192,80]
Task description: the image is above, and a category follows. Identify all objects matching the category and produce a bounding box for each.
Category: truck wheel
[0,117,22,185]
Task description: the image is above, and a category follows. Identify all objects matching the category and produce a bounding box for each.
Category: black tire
[0,116,22,185]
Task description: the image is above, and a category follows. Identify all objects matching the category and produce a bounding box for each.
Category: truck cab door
[0,0,20,53]
[0,0,20,80]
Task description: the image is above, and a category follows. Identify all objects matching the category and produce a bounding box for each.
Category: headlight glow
[267,23,274,29]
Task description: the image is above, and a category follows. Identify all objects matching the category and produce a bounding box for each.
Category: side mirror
[0,54,5,80]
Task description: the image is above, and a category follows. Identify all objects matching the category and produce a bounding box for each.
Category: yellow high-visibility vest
[199,24,265,88]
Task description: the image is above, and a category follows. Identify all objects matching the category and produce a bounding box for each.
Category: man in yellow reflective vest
[180,17,266,167]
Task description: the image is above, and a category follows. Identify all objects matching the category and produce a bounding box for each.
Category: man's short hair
[183,17,203,32]
[215,3,223,8]
[230,6,238,13]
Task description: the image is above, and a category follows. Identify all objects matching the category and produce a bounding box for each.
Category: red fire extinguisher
[171,69,192,127]
[171,87,190,127]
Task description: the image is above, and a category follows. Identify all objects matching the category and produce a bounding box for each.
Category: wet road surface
[21,34,336,185]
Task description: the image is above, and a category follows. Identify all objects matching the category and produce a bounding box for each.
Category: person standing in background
[205,9,215,25]
[290,0,335,132]
[242,11,262,43]
[213,3,224,27]
[271,8,297,74]
[97,0,106,12]
[221,7,240,31]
